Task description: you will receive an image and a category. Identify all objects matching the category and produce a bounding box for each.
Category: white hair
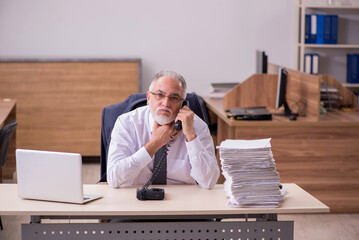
[149,70,187,98]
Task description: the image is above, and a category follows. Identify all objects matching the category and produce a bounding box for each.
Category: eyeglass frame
[149,91,185,104]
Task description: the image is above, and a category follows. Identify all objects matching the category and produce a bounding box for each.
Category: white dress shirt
[107,105,219,189]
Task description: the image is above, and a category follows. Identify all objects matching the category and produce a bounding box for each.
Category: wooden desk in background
[0,99,16,183]
[204,96,359,213]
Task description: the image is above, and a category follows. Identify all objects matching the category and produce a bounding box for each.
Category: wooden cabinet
[0,60,141,156]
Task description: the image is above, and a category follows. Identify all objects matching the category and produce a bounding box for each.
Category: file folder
[304,53,319,74]
[347,54,352,83]
[347,54,358,83]
[316,14,325,44]
[304,54,312,74]
[311,14,317,43]
[330,15,338,44]
[324,15,331,44]
[305,14,311,43]
[312,54,319,74]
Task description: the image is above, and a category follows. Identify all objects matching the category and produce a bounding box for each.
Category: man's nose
[161,96,171,106]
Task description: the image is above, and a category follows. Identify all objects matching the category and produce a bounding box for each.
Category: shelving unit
[297,0,359,93]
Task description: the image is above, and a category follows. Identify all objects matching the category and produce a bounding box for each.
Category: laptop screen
[16,149,85,204]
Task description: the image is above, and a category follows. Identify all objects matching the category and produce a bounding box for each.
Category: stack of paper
[217,138,283,208]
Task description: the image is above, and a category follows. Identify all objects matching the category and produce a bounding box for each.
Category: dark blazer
[99,92,209,182]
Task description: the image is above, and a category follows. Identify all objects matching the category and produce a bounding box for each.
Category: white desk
[0,183,329,240]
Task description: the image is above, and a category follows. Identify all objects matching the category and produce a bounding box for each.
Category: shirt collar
[148,107,155,132]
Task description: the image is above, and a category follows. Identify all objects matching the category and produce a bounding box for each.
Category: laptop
[226,106,272,120]
[16,149,103,204]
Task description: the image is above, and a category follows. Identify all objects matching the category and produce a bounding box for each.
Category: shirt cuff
[185,136,202,158]
[133,146,153,168]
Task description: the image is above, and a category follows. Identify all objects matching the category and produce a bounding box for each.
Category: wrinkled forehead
[151,76,185,97]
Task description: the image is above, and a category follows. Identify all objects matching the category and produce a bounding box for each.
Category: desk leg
[30,216,41,224]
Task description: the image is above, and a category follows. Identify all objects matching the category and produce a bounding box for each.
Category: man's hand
[145,122,178,157]
[175,106,197,142]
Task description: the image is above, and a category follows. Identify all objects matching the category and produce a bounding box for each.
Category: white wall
[0,0,297,95]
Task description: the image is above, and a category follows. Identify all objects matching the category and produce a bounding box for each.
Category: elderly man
[107,70,219,189]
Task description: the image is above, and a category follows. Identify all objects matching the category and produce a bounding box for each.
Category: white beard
[153,113,174,125]
[149,102,175,125]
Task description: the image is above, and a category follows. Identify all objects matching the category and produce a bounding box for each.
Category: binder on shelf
[316,14,325,44]
[330,15,338,44]
[305,14,311,43]
[312,14,338,44]
[324,15,331,44]
[347,54,352,83]
[310,14,317,43]
[347,54,359,83]
[353,54,358,83]
[304,53,320,75]
[312,54,319,74]
[304,54,311,74]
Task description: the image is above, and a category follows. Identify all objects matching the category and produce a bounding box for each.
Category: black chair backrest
[99,92,209,182]
[0,120,18,168]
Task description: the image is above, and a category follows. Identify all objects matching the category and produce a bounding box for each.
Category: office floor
[1,163,359,240]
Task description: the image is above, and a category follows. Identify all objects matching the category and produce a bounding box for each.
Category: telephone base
[136,188,165,200]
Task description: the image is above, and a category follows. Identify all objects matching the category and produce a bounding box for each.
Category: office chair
[0,120,18,231]
[99,92,211,183]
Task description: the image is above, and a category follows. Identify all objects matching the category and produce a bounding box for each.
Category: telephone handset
[174,100,188,131]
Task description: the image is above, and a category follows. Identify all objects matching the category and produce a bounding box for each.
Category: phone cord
[139,141,171,199]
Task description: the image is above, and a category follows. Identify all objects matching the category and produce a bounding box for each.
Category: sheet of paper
[217,138,271,150]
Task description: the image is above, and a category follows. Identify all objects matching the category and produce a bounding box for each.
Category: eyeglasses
[149,91,184,104]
